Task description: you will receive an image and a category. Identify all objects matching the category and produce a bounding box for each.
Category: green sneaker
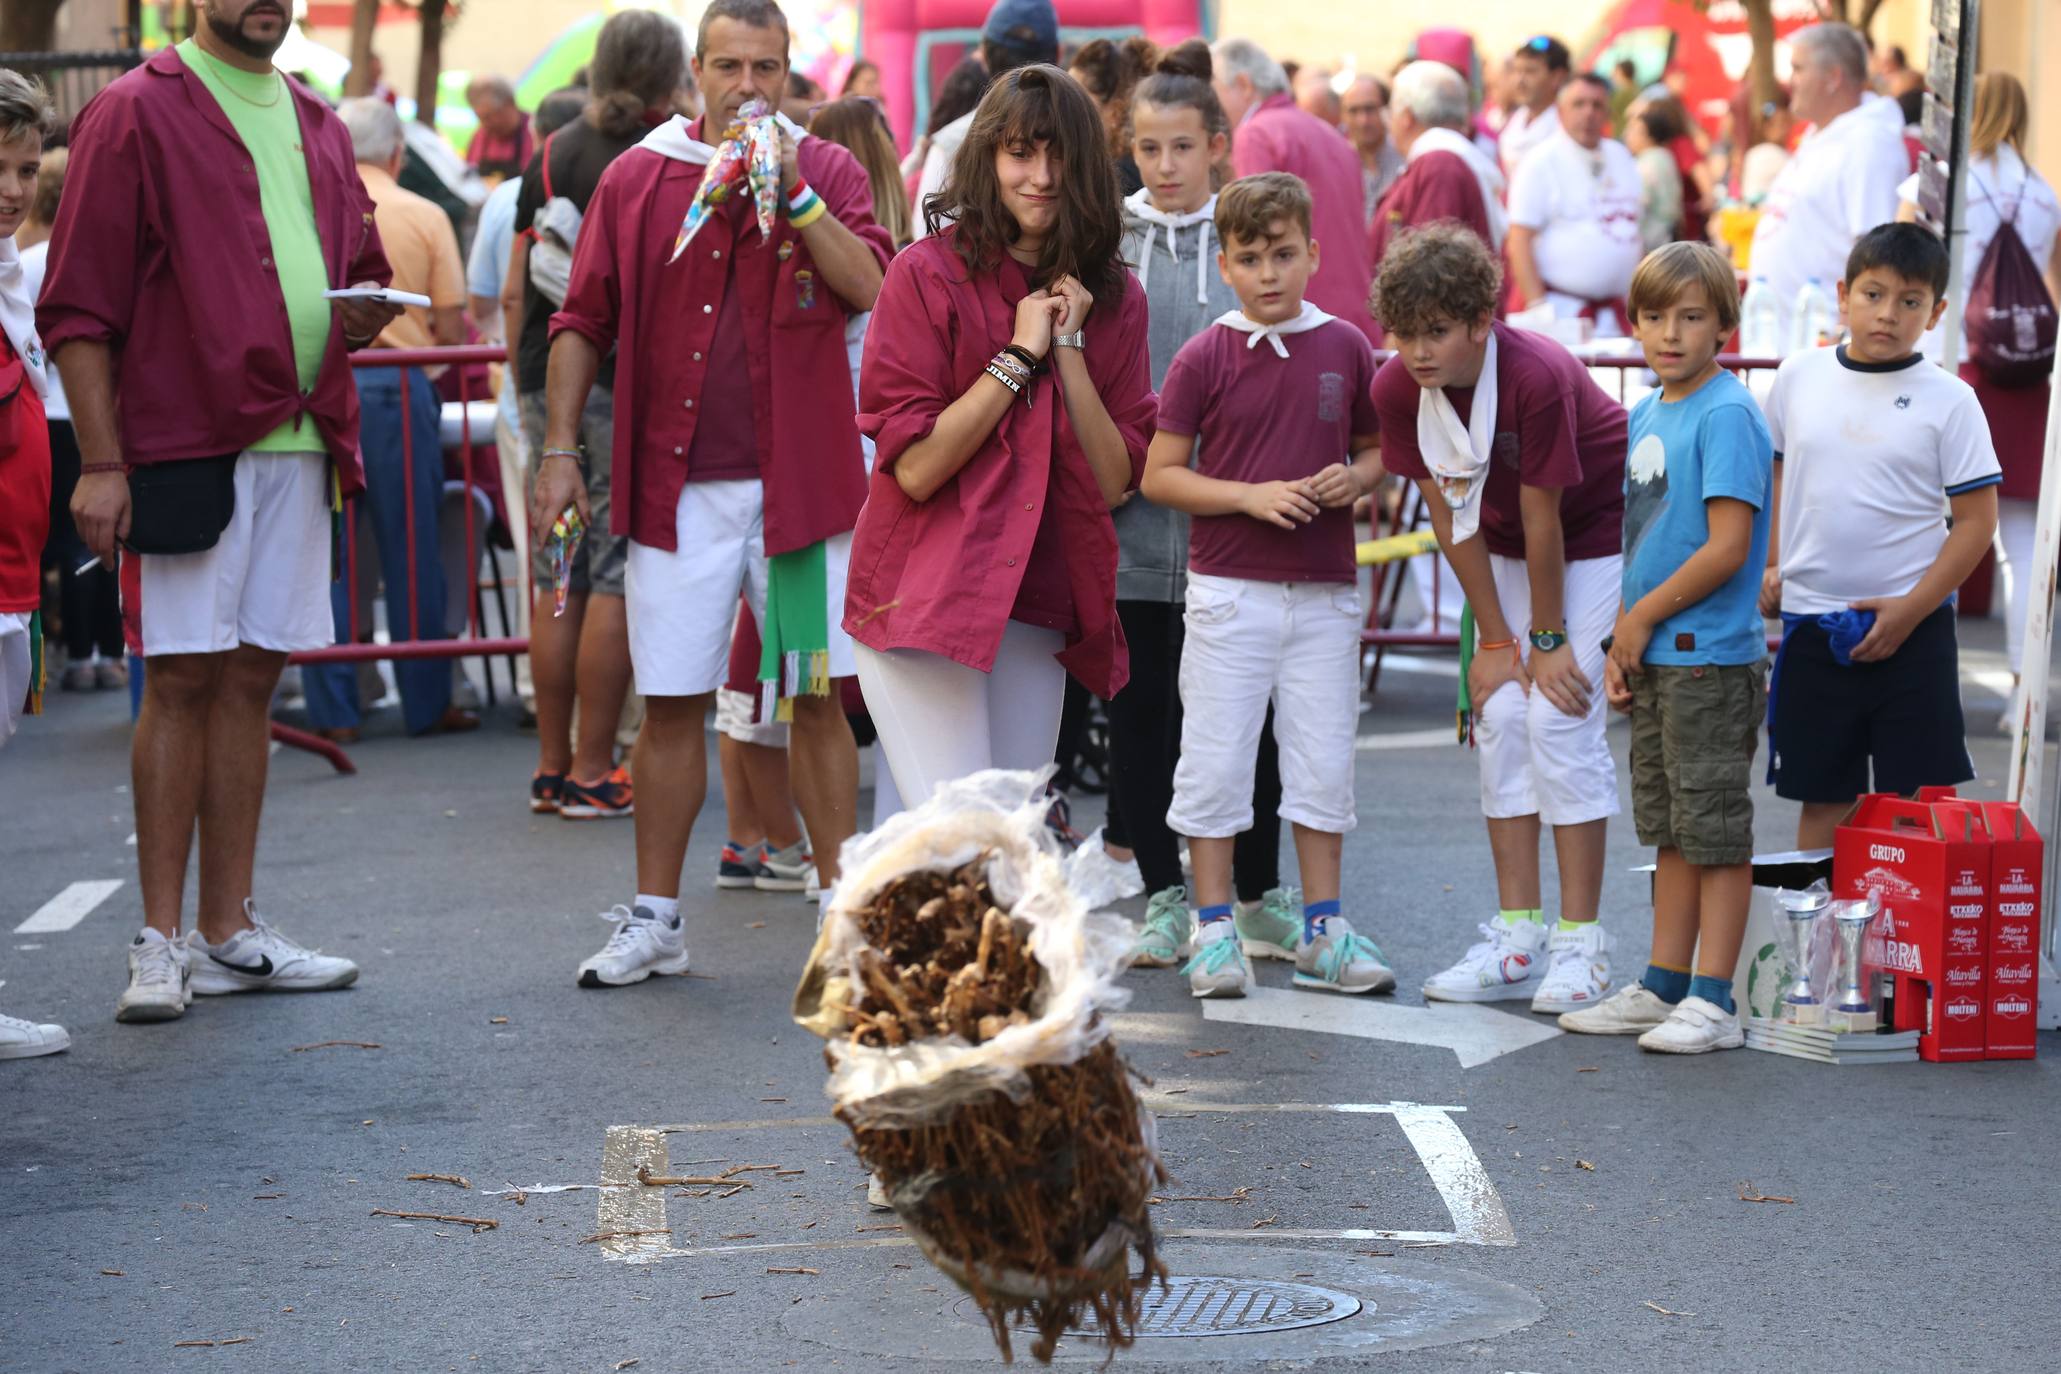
[1128,887,1193,968]
[1294,916,1397,995]
[1181,919,1252,998]
[1235,886,1301,962]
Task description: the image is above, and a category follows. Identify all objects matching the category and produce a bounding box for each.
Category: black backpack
[1965,173,2057,388]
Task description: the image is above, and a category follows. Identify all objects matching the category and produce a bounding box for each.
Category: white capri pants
[1993,496,2038,677]
[1476,552,1622,825]
[0,611,30,749]
[853,621,1066,807]
[1167,573,1361,838]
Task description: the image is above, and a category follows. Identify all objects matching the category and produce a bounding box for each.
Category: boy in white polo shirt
[1141,172,1391,999]
[1762,222,2000,847]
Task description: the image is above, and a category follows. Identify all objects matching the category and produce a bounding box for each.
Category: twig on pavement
[406,1173,472,1189]
[370,1208,498,1232]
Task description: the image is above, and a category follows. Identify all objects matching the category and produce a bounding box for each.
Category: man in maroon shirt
[1369,60,1508,301]
[534,0,890,989]
[41,0,401,1025]
[465,75,534,185]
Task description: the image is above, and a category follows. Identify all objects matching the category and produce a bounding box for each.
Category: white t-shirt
[1748,96,1910,350]
[1498,103,1560,181]
[910,109,975,241]
[1896,146,2061,360]
[15,240,65,422]
[1766,345,2001,613]
[1507,133,1643,314]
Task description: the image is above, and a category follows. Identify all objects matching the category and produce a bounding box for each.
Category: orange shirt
[357,163,464,353]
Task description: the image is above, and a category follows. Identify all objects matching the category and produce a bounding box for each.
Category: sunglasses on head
[1525,36,1554,53]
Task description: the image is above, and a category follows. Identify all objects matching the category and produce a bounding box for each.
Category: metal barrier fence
[1359,353,1781,694]
[1,49,144,123]
[275,343,521,773]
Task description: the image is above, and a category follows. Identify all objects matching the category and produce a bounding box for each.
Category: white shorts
[715,685,788,747]
[625,479,856,698]
[1476,552,1622,825]
[0,610,30,748]
[119,453,334,658]
[1167,573,1361,838]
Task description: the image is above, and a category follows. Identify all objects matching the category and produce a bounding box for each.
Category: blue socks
[1687,974,1736,1015]
[1641,963,1691,1004]
[1198,903,1233,925]
[1302,898,1340,942]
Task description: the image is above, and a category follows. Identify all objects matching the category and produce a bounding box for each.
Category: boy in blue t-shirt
[1578,243,1773,1055]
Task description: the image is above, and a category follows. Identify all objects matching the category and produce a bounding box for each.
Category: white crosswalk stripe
[15,880,125,935]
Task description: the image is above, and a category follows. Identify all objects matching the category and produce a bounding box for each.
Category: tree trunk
[415,0,449,127]
[1746,0,1781,113]
[344,0,378,97]
[0,0,69,52]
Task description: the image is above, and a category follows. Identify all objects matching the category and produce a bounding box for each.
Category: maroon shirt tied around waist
[844,233,1158,699]
[35,49,391,494]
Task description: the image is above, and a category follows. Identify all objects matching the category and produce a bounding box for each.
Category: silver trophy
[1830,895,1882,1015]
[1774,887,1830,1012]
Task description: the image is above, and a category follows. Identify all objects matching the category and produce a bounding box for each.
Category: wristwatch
[1529,628,1568,652]
[1052,331,1086,350]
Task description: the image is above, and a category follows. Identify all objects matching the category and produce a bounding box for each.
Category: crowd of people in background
[0,0,2049,1065]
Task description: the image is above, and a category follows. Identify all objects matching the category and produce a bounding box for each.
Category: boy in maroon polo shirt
[534,0,891,988]
[1141,173,1391,1000]
[1369,224,1629,1018]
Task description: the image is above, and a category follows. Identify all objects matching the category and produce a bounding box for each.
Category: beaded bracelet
[990,352,1032,383]
[81,461,126,474]
[1000,343,1044,375]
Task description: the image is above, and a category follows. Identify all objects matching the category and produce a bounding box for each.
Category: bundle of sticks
[833,859,1166,1363]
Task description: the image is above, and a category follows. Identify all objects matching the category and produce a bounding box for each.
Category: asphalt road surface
[4,623,2056,1373]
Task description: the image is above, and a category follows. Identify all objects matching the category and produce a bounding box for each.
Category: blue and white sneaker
[1294,916,1396,995]
[1182,919,1251,998]
[755,839,814,893]
[1420,916,1548,1003]
[716,841,767,890]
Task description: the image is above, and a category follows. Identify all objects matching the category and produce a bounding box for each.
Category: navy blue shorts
[1767,602,1972,804]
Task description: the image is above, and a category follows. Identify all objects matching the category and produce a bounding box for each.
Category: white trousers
[854,621,1065,807]
[1167,573,1361,838]
[0,611,29,749]
[1476,552,1623,825]
[1993,496,2038,677]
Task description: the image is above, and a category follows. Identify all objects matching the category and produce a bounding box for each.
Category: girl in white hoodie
[1113,42,1297,973]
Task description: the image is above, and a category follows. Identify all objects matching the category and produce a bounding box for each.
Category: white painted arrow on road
[1201,986,1562,1068]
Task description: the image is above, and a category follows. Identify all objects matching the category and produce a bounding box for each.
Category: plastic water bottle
[1792,277,1840,354]
[1740,275,1783,359]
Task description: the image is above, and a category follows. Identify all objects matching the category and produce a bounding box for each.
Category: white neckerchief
[0,236,47,398]
[1406,125,1509,250]
[1125,187,1216,305]
[1416,327,1498,544]
[1212,300,1335,359]
[637,109,809,166]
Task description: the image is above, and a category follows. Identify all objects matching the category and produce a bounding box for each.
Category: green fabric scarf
[758,540,831,721]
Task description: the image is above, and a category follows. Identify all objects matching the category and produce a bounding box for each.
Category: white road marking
[15,880,124,935]
[1201,986,1561,1068]
[603,1099,1514,1262]
[1355,727,1461,751]
[595,1125,673,1264]
[1970,668,2015,699]
[269,740,281,756]
[124,834,136,846]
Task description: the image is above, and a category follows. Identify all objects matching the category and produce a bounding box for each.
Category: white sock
[634,894,680,923]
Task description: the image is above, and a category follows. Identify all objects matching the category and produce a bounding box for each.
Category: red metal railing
[1361,353,1781,693]
[275,343,523,771]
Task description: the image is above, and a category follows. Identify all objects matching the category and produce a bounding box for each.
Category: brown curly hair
[1070,35,1157,161]
[925,64,1127,305]
[1371,223,1502,336]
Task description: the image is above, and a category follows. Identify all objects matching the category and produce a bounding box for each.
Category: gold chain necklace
[195,45,283,110]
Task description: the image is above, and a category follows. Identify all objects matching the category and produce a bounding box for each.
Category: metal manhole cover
[955,1276,1363,1339]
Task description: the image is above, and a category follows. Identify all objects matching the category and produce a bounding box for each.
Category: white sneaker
[1637,995,1744,1054]
[190,903,360,995]
[1420,916,1548,1003]
[1558,983,1674,1035]
[577,905,691,988]
[0,1011,71,1059]
[803,866,823,904]
[1065,829,1146,907]
[756,839,814,893]
[866,1173,893,1211]
[1182,919,1251,998]
[1530,923,1613,1014]
[116,928,192,1023]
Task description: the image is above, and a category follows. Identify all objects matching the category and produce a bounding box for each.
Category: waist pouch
[122,454,240,556]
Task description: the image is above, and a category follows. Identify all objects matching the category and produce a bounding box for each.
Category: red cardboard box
[1978,803,2041,1060]
[1838,794,1988,1062]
